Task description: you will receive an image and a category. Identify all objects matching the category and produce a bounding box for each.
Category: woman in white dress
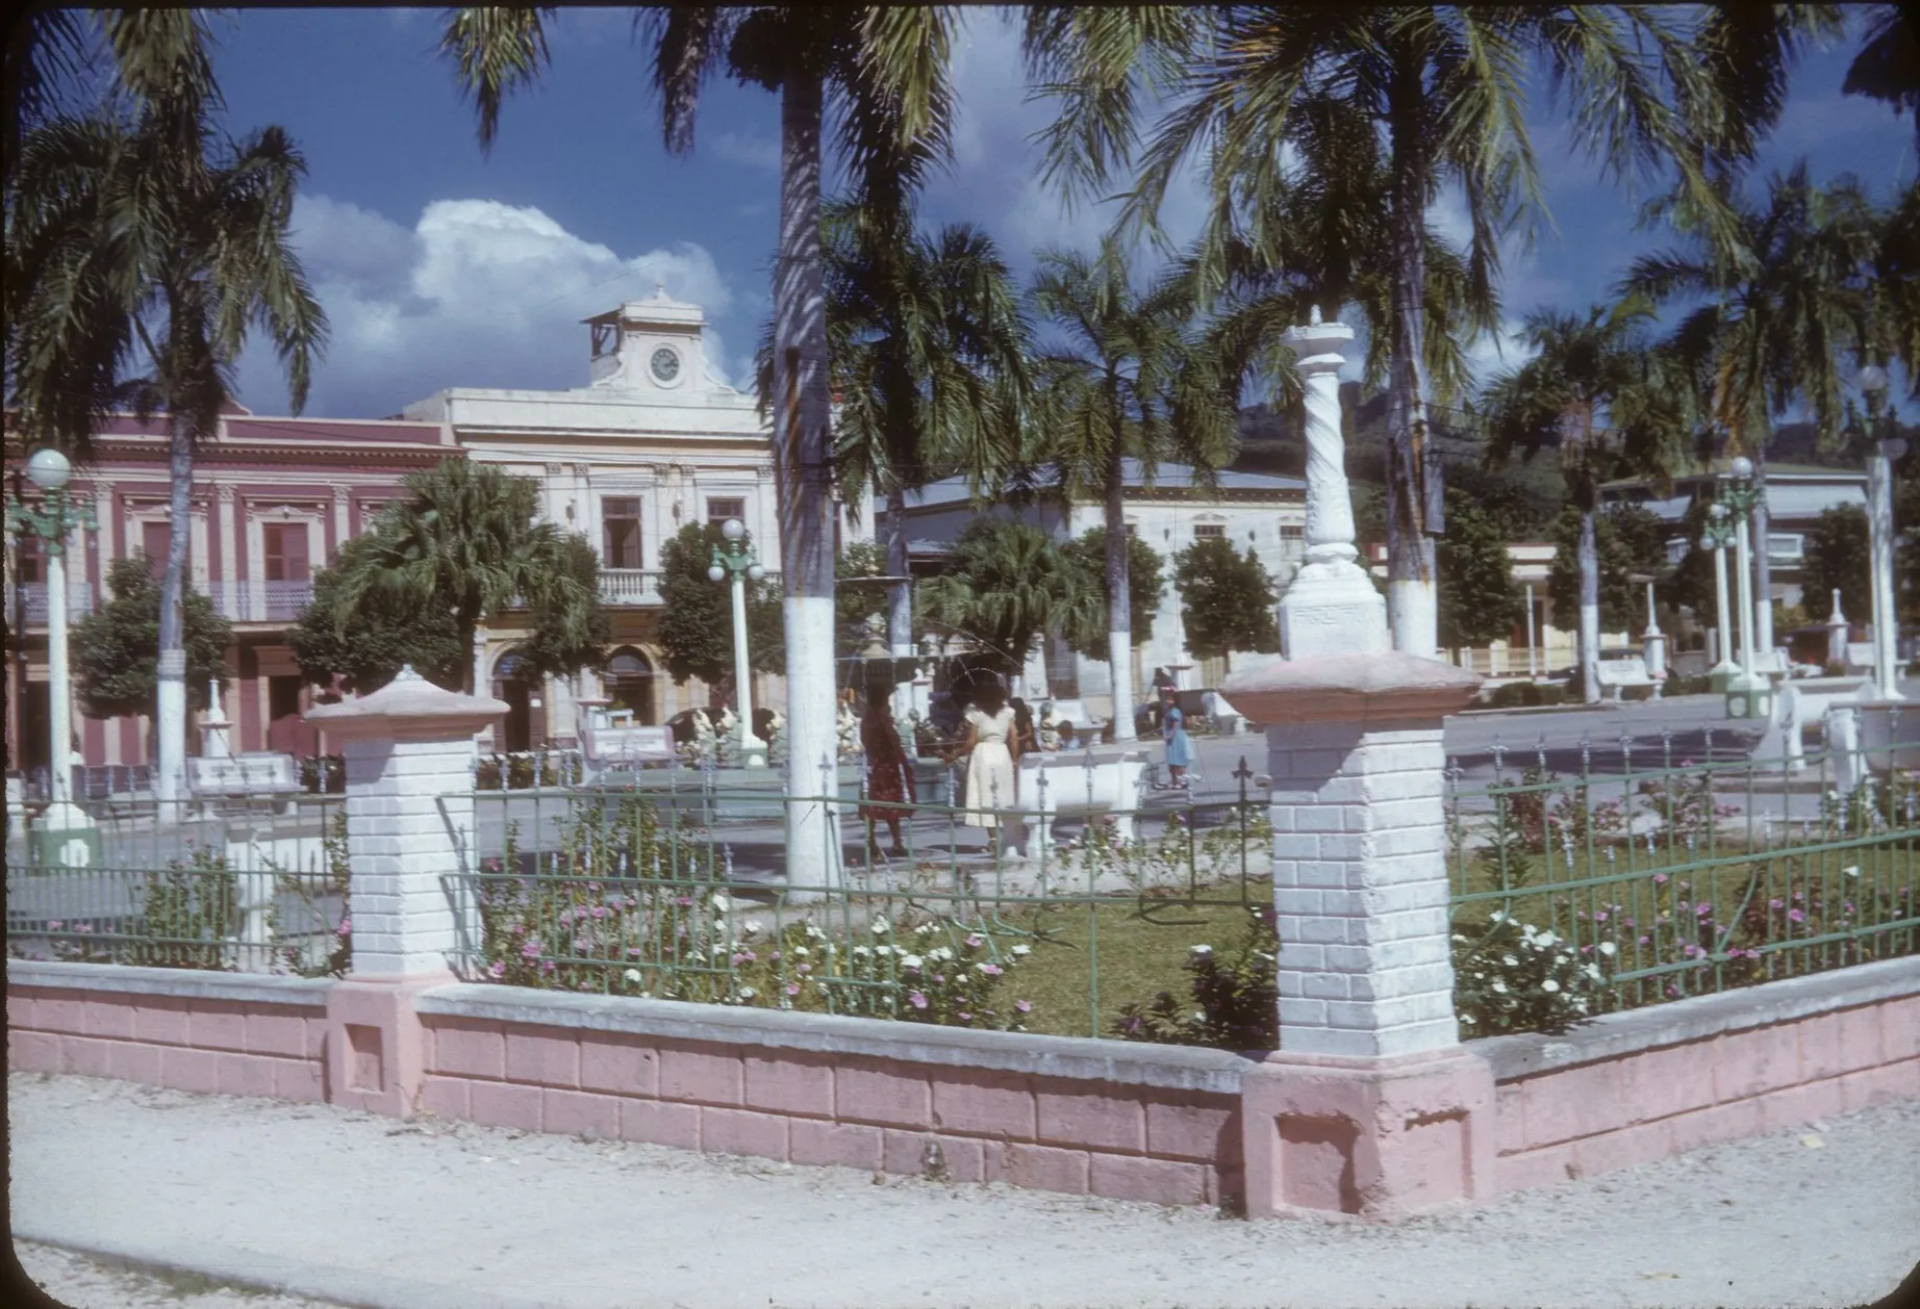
[947,680,1018,832]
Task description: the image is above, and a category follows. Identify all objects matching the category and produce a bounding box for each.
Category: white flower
[710,893,731,913]
[1489,911,1509,924]
[901,954,924,969]
[791,946,810,959]
[623,968,642,983]
[737,987,756,1000]
[1597,941,1616,956]
[1491,980,1508,993]
[1538,930,1557,944]
[1502,954,1519,967]
[1541,979,1560,993]
[1191,944,1213,956]
[1843,865,1860,879]
[874,944,894,956]
[871,917,891,935]
[1451,934,1468,944]
[804,923,826,940]
[1010,944,1031,957]
[852,945,871,958]
[915,923,936,936]
[930,946,954,963]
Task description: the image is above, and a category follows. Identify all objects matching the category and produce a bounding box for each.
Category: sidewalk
[10,1071,1918,1309]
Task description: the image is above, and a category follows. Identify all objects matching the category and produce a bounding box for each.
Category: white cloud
[232,195,738,417]
[713,131,781,173]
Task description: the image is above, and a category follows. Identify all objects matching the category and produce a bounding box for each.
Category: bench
[1016,747,1148,859]
[579,725,676,782]
[1844,641,1878,676]
[187,752,302,814]
[1751,676,1869,771]
[1593,658,1657,703]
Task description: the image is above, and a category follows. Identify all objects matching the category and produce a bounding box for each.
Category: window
[706,497,746,527]
[14,534,44,585]
[1279,525,1305,541]
[1766,534,1804,563]
[1194,524,1227,540]
[263,523,310,582]
[142,522,170,578]
[603,497,642,569]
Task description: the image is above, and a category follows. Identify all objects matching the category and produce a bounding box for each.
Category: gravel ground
[14,1241,353,1309]
[9,1071,1918,1309]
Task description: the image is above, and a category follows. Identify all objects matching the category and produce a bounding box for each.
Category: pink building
[4,404,459,779]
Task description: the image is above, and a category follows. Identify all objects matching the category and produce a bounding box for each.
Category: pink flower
[957,1012,972,1022]
[981,963,1003,977]
[591,906,608,920]
[488,961,506,978]
[1653,874,1668,885]
[786,983,801,996]
[1788,908,1805,923]
[336,917,352,936]
[1769,899,1784,910]
[1593,911,1609,923]
[1638,935,1651,946]
[965,934,984,949]
[1695,904,1713,918]
[1015,999,1032,1013]
[908,991,928,1010]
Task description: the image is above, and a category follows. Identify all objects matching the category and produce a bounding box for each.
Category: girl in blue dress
[1160,688,1192,789]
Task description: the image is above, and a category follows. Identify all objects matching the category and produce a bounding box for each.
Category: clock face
[650,347,681,384]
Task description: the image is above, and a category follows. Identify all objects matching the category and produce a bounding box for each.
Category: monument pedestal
[1279,559,1390,659]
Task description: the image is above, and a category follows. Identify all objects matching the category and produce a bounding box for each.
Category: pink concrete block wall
[1493,999,1919,1192]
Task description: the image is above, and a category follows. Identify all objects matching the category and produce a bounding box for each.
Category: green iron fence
[447,759,1275,1040]
[1446,728,1919,1030]
[5,795,350,976]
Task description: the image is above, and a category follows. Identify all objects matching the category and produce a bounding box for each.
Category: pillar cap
[1222,650,1482,725]
[305,664,508,741]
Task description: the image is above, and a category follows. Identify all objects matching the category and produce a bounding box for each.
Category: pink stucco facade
[8,956,1917,1218]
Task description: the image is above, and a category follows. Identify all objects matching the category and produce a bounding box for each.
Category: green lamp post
[7,448,102,867]
[1701,501,1739,692]
[1718,456,1772,720]
[708,518,768,768]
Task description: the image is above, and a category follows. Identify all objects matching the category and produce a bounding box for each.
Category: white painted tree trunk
[886,490,913,722]
[1579,509,1602,704]
[154,414,193,813]
[774,66,841,894]
[1105,458,1137,741]
[1387,578,1438,660]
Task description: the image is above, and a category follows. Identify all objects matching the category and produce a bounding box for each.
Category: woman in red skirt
[859,681,917,857]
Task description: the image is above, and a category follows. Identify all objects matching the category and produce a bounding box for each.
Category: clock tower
[583,284,724,395]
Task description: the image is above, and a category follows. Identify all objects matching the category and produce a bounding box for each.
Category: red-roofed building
[4,404,459,781]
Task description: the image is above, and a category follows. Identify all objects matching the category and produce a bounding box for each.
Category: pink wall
[8,958,1917,1217]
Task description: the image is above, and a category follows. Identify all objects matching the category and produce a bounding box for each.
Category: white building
[400,287,866,746]
[893,460,1308,720]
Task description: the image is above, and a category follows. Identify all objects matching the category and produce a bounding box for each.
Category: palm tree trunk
[774,61,840,893]
[1578,508,1602,705]
[885,480,912,719]
[1104,446,1137,741]
[1384,60,1438,659]
[154,410,193,812]
[1751,441,1775,657]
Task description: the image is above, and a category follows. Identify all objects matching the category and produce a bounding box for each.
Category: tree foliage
[919,517,1095,676]
[1171,537,1280,662]
[654,521,783,687]
[288,534,466,695]
[1436,493,1523,649]
[1548,504,1670,636]
[72,556,230,720]
[1060,527,1164,661]
[1800,504,1873,623]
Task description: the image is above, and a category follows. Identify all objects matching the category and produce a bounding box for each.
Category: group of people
[855,678,1193,858]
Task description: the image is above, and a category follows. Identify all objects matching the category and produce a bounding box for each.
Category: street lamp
[1859,364,1907,702]
[6,448,101,866]
[709,518,768,767]
[1701,501,1739,689]
[1719,456,1772,719]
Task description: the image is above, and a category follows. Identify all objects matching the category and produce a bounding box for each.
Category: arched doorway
[491,651,539,752]
[605,647,656,725]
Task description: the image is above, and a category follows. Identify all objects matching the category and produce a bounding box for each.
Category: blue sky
[210,8,1915,422]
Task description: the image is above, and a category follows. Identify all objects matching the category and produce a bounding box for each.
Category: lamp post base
[31,801,100,869]
[1707,661,1741,693]
[1725,671,1774,721]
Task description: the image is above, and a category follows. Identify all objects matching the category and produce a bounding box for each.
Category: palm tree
[918,517,1097,682]
[331,461,608,696]
[1480,297,1691,703]
[1843,5,1920,145]
[1028,242,1238,740]
[814,200,1030,703]
[1109,6,1838,658]
[1621,164,1881,653]
[440,5,956,889]
[7,17,326,810]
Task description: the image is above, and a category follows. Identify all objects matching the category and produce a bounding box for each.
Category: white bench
[1017,747,1148,858]
[1593,658,1656,703]
[187,752,301,813]
[580,725,676,781]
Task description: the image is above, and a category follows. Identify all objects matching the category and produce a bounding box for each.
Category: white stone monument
[1277,307,1389,659]
[1641,581,1667,683]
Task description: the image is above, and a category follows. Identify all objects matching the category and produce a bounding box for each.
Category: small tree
[1061,527,1164,661]
[1548,503,1669,636]
[1172,537,1280,661]
[655,521,783,687]
[919,517,1095,676]
[72,555,230,720]
[1437,494,1523,649]
[289,534,467,694]
[1800,504,1872,623]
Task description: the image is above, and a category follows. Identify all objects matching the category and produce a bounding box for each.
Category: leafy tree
[1117,7,1835,657]
[1437,494,1523,649]
[288,534,466,695]
[1547,504,1670,639]
[654,521,783,688]
[919,517,1095,677]
[322,461,607,694]
[1061,527,1164,661]
[1172,537,1280,662]
[1800,504,1873,623]
[7,14,326,805]
[72,555,229,720]
[1028,242,1238,739]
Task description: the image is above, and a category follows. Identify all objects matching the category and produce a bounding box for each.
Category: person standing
[859,682,916,857]
[947,680,1019,845]
[1161,687,1192,789]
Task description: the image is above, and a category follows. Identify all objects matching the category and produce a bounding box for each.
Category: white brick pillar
[305,666,507,978]
[1226,653,1482,1056]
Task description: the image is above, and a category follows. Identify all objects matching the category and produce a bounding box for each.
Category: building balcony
[206,580,315,623]
[3,582,96,625]
[600,569,666,606]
